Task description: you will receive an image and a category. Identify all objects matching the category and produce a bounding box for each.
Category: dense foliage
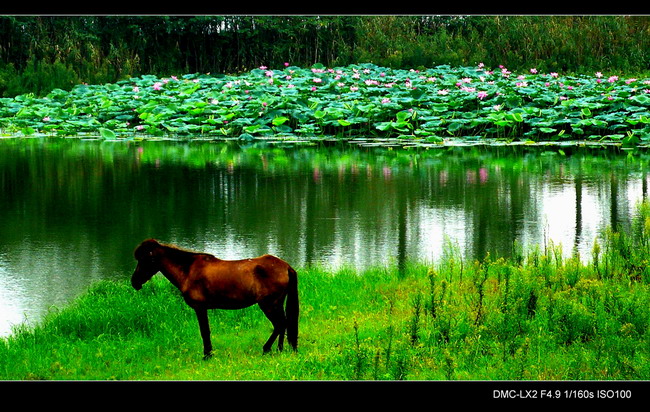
[0,16,648,97]
[1,63,649,144]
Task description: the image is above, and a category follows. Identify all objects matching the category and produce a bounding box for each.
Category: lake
[1,137,648,336]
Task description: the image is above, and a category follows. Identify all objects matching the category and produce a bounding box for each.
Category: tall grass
[2,16,648,97]
[1,206,649,380]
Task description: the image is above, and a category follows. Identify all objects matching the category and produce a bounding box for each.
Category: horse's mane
[135,239,215,271]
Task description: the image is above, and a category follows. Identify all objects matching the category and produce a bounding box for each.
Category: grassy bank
[1,220,649,381]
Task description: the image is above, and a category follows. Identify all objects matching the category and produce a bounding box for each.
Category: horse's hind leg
[259,302,287,354]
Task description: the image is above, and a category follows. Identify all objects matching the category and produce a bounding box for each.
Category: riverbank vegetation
[1,204,648,381]
[1,16,649,98]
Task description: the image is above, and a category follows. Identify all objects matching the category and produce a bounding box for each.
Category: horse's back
[195,253,290,286]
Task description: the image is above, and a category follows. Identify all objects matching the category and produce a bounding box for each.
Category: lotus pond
[1,63,649,145]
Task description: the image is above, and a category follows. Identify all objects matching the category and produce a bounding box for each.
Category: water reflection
[0,138,648,335]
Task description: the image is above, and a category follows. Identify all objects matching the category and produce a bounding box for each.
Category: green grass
[1,219,649,381]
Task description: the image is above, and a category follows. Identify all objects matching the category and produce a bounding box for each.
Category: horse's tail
[286,266,299,351]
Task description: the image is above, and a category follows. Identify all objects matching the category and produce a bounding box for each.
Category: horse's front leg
[194,307,213,360]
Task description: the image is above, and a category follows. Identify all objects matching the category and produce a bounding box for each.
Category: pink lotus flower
[608,76,618,83]
[284,62,289,67]
[477,91,488,100]
[550,72,559,78]
[153,83,162,90]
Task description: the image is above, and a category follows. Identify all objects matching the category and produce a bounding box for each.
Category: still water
[1,138,649,336]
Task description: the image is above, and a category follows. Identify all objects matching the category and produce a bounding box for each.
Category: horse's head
[131,239,161,290]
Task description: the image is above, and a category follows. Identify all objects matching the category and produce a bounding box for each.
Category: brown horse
[131,239,298,359]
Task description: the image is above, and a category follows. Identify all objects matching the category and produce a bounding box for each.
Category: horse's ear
[135,239,159,260]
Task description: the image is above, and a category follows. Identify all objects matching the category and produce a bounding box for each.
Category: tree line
[0,15,648,97]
